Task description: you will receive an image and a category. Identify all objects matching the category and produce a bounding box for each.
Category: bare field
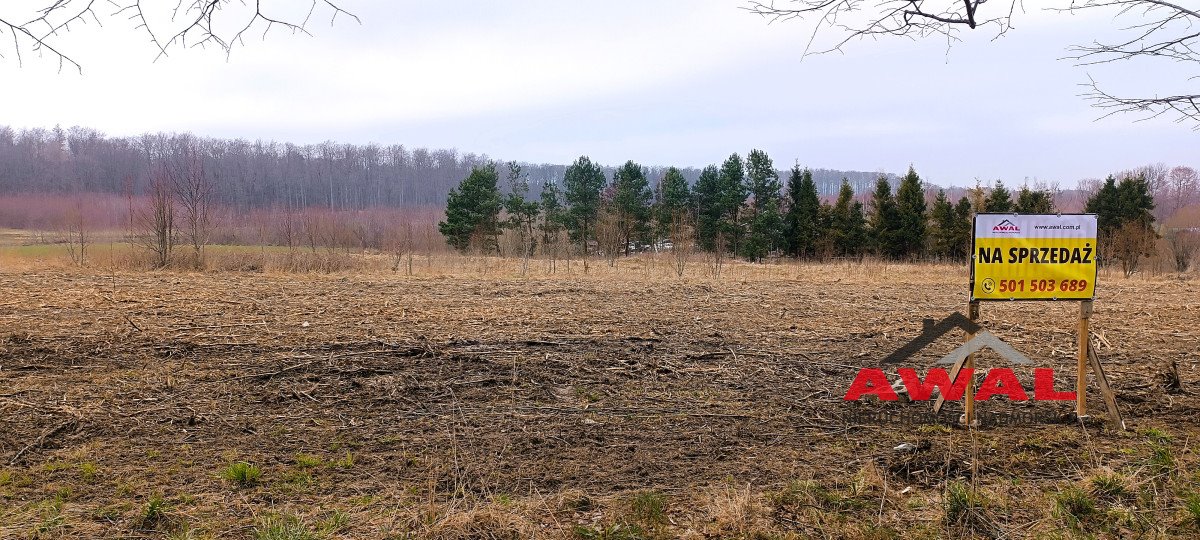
[1,262,1199,539]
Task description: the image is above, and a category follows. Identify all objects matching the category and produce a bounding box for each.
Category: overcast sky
[1,0,1195,186]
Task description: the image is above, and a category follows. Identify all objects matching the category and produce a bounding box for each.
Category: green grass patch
[254,513,319,540]
[1053,486,1097,529]
[220,461,262,487]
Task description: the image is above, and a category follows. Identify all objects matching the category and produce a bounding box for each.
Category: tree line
[440,151,1167,273]
[0,125,888,215]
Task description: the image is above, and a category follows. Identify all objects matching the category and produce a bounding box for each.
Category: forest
[0,125,888,214]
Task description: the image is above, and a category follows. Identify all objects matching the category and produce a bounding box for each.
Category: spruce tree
[784,166,820,258]
[611,160,653,255]
[985,180,1013,212]
[894,166,928,259]
[1015,186,1055,213]
[655,167,692,241]
[951,196,973,259]
[438,162,502,253]
[929,189,957,259]
[869,176,901,258]
[846,197,869,258]
[693,165,723,252]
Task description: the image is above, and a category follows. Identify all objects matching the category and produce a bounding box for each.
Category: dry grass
[0,257,1198,538]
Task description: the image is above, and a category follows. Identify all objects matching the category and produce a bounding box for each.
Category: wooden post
[963,300,980,427]
[1077,300,1093,419]
[1087,338,1125,430]
[933,302,980,419]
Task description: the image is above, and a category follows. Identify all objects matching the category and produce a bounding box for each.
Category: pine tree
[539,180,566,246]
[985,180,1013,212]
[655,167,691,241]
[503,162,540,257]
[611,160,653,255]
[438,162,502,253]
[718,153,749,253]
[744,198,784,261]
[694,165,723,252]
[784,166,820,258]
[894,166,928,259]
[563,155,607,250]
[742,150,782,260]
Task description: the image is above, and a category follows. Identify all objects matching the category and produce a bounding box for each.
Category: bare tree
[1165,166,1199,218]
[171,147,212,267]
[136,173,175,268]
[1110,220,1157,277]
[746,1,1200,126]
[57,199,88,266]
[1165,229,1198,272]
[668,213,695,278]
[387,222,414,276]
[0,1,358,72]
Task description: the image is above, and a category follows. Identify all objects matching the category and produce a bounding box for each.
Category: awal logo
[844,312,1075,403]
[991,219,1021,233]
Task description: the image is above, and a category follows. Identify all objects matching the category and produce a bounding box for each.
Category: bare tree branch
[744,1,1020,55]
[746,0,1200,126]
[0,1,359,73]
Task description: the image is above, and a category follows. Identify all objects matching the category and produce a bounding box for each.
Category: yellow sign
[971,214,1097,301]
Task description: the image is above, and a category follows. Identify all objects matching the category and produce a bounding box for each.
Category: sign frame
[968,212,1099,302]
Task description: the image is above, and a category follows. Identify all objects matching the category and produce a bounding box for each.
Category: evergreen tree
[894,166,927,259]
[438,162,502,253]
[693,165,723,252]
[846,197,868,258]
[611,160,653,255]
[715,153,744,255]
[539,180,566,247]
[985,180,1013,212]
[1086,174,1156,274]
[655,167,691,240]
[928,190,957,259]
[745,150,781,213]
[784,166,820,257]
[1086,176,1123,236]
[563,156,607,249]
[826,179,866,257]
[951,196,973,258]
[742,150,782,260]
[718,153,749,253]
[1015,186,1055,213]
[503,162,540,257]
[869,176,901,258]
[744,198,784,261]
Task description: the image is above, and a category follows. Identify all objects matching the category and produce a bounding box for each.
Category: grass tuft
[1089,471,1128,500]
[1184,494,1200,528]
[220,461,262,487]
[629,490,667,526]
[254,513,318,540]
[944,481,985,524]
[1053,486,1097,529]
